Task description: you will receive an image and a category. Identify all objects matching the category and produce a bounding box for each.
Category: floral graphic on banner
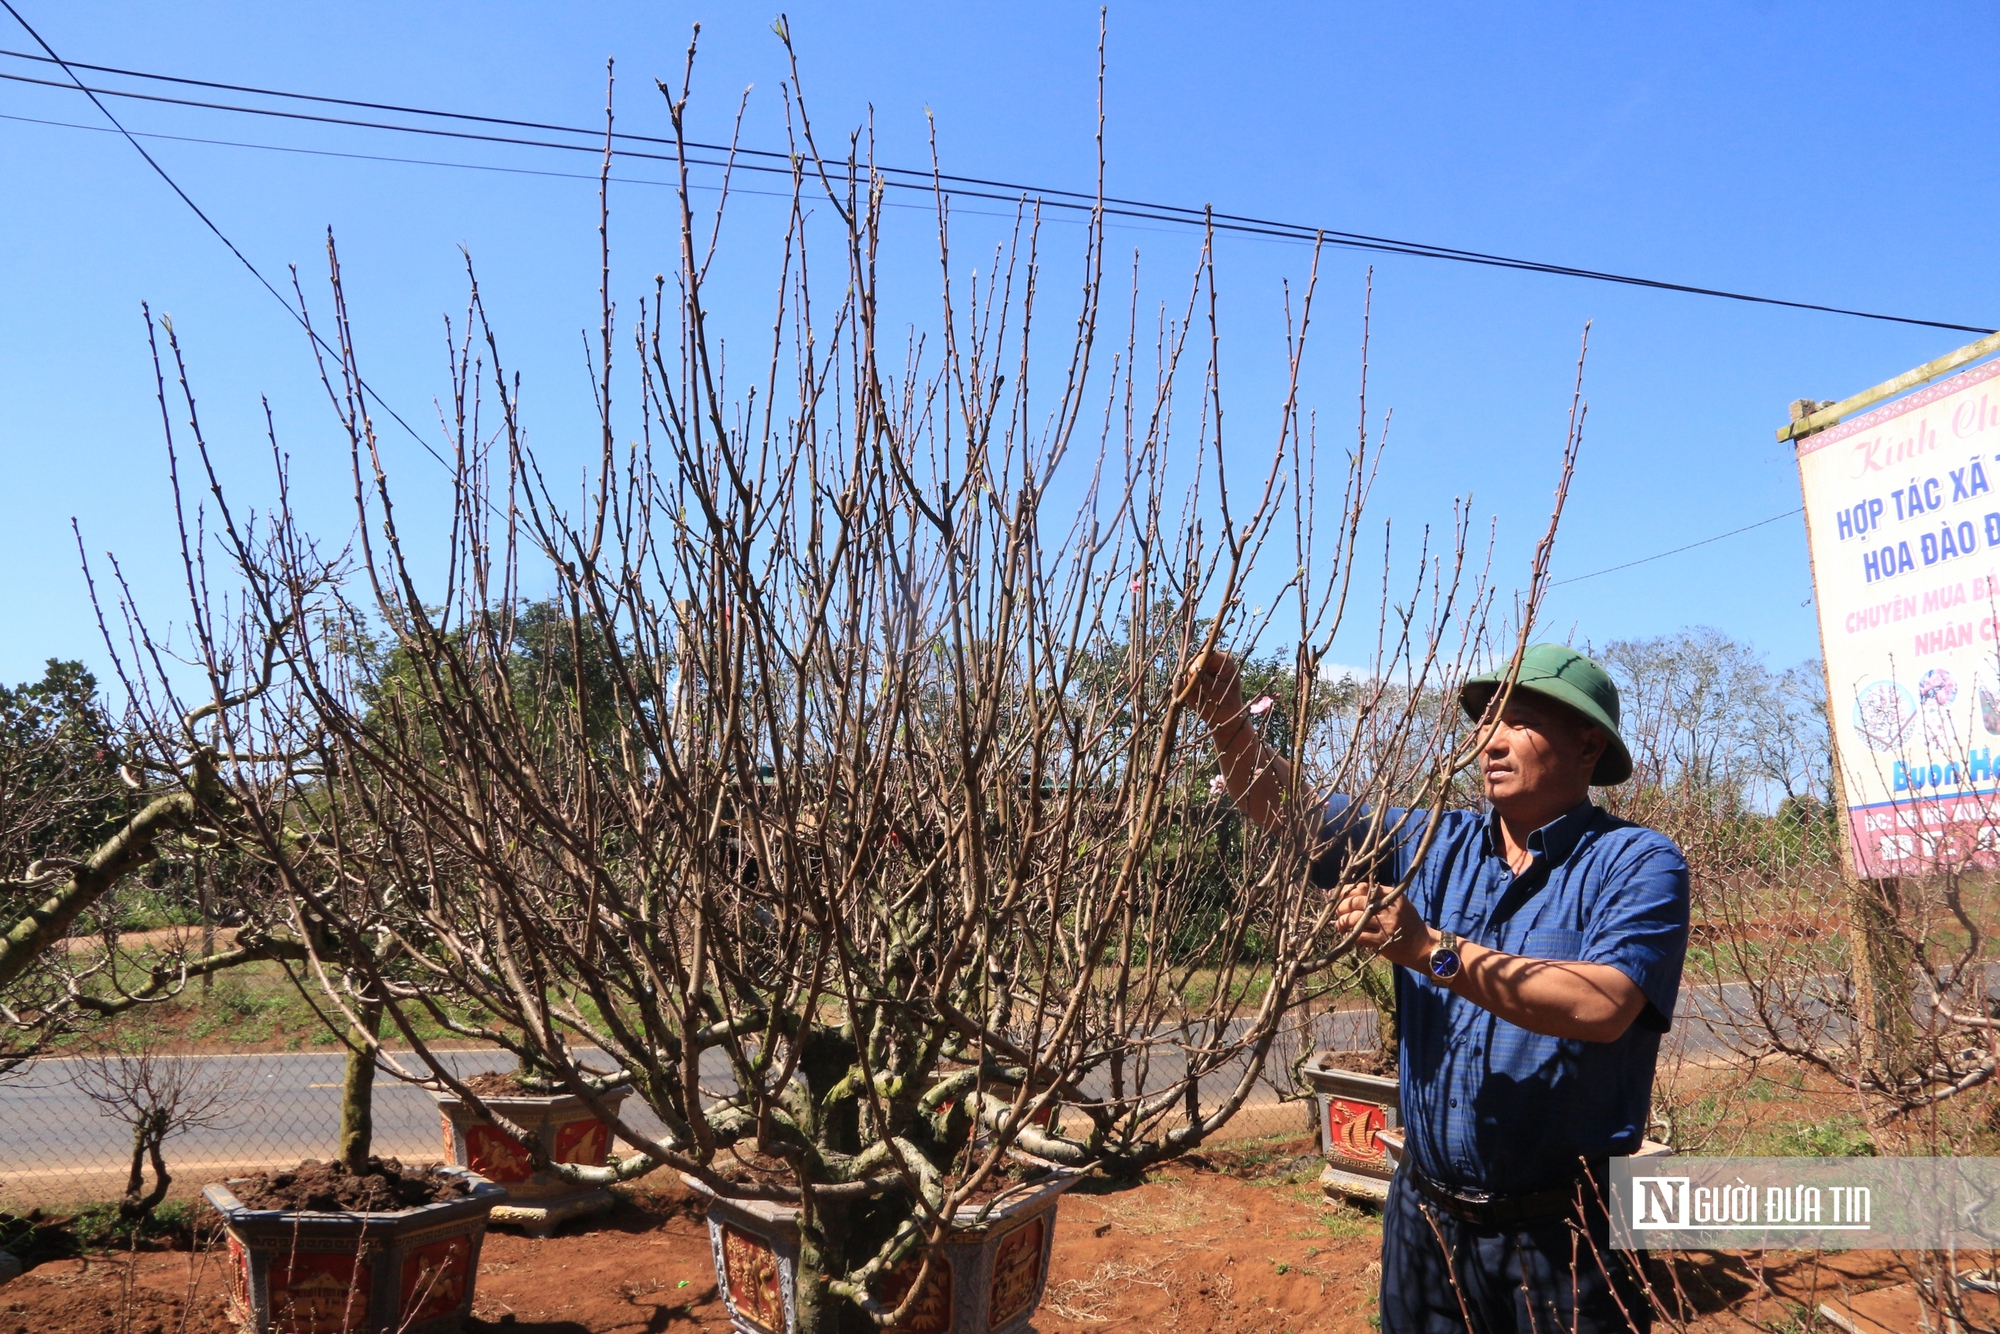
[1981,685,2000,736]
[1852,680,1917,753]
[1920,667,1960,707]
[267,1251,369,1334]
[465,1125,533,1182]
[399,1233,473,1323]
[721,1225,785,1333]
[554,1116,609,1166]
[1919,667,1962,748]
[987,1216,1045,1328]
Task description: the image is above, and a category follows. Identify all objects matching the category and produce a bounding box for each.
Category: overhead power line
[0,45,1991,336]
[0,111,753,195]
[0,12,448,468]
[0,25,1883,589]
[1549,508,1804,587]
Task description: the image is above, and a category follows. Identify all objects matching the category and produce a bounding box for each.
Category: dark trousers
[1380,1169,1652,1334]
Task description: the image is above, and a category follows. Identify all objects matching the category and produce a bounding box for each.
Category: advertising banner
[1797,356,2000,876]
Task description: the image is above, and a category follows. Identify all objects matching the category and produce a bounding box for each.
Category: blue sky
[3,2,1996,691]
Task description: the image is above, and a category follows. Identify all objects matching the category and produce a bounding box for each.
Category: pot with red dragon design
[430,1072,632,1237]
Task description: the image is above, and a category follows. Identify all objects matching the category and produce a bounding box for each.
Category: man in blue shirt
[1189,643,1689,1334]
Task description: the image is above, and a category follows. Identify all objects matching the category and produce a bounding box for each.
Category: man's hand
[1187,647,1298,834]
[1335,882,1652,1040]
[1184,650,1247,729]
[1334,882,1435,970]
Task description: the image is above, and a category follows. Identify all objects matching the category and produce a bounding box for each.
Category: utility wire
[0,17,447,467]
[1,46,1991,336]
[1549,508,1803,587]
[0,111,1152,236]
[0,110,740,193]
[0,29,1948,586]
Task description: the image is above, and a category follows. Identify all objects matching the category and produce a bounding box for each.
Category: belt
[1405,1160,1606,1228]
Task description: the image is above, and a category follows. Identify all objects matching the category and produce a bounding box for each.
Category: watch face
[1429,949,1461,979]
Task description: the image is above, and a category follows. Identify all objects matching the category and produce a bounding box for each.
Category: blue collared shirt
[1315,797,1690,1195]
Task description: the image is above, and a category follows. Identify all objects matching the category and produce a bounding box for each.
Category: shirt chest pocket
[1515,925,1585,962]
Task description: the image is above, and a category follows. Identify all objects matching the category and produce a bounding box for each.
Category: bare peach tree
[0,586,309,1073]
[142,34,1581,1334]
[67,1031,237,1221]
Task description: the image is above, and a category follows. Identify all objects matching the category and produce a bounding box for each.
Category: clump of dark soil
[0,1211,75,1264]
[0,1204,202,1264]
[229,1157,467,1212]
[459,1069,548,1097]
[952,1158,1045,1203]
[709,1146,799,1189]
[1315,1048,1398,1078]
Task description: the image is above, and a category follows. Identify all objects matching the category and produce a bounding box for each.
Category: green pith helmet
[1459,643,1633,786]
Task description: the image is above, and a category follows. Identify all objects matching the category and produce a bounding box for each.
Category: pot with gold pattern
[684,1154,1079,1334]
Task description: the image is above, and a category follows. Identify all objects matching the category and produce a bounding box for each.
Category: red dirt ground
[0,1143,1932,1334]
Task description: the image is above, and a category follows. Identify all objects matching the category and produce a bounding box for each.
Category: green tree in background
[0,659,127,872]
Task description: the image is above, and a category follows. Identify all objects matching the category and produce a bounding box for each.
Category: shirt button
[1450,1099,1458,1108]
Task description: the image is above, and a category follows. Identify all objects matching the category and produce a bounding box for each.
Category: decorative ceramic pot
[1300,1052,1401,1203]
[684,1157,1079,1334]
[430,1083,630,1237]
[203,1168,504,1334]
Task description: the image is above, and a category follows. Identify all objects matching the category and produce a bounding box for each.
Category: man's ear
[1577,725,1609,773]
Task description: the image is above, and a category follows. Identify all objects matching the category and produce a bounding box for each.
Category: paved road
[0,973,1934,1204]
[0,1048,686,1198]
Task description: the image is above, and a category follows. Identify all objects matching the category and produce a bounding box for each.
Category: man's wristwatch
[1427,930,1462,981]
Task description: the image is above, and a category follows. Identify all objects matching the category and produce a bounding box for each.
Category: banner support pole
[1789,397,1918,1082]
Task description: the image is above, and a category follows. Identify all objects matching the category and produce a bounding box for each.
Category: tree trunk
[121,1118,150,1216]
[1850,876,1918,1083]
[793,1199,859,1334]
[197,850,214,995]
[338,1001,384,1173]
[119,1110,172,1220]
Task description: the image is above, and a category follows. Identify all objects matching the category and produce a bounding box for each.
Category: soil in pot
[708,1147,799,1190]
[228,1157,468,1212]
[1316,1049,1398,1078]
[456,1070,563,1097]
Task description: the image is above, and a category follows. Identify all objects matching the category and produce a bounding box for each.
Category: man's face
[1480,692,1604,808]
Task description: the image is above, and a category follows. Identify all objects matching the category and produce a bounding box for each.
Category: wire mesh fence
[2,1048,514,1211]
[0,1007,1375,1211]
